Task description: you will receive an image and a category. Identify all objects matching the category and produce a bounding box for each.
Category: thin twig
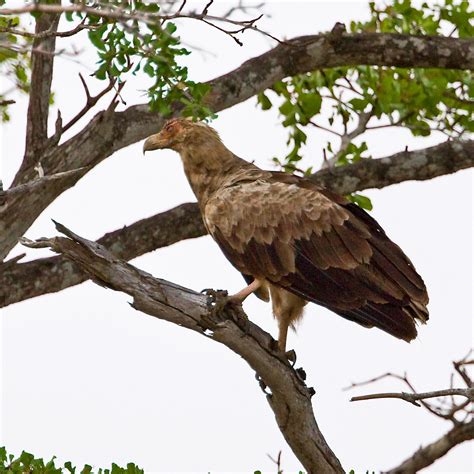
[0,18,89,39]
[309,120,342,137]
[60,74,116,134]
[350,388,474,406]
[0,2,279,46]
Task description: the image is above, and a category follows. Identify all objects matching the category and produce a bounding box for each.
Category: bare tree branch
[2,138,472,306]
[454,350,473,388]
[20,222,345,474]
[345,354,473,425]
[59,74,117,136]
[384,420,474,474]
[0,203,204,307]
[0,167,91,262]
[328,110,373,166]
[350,388,474,406]
[311,138,474,195]
[0,19,89,40]
[344,353,473,471]
[0,1,274,46]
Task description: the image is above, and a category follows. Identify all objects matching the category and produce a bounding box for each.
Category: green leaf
[88,31,106,51]
[348,193,373,211]
[19,451,34,467]
[258,92,272,110]
[279,100,295,116]
[299,92,322,117]
[64,461,76,473]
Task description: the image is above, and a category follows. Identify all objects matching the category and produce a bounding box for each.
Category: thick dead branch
[21,0,61,170]
[0,203,204,307]
[384,420,474,474]
[2,139,472,304]
[21,222,344,474]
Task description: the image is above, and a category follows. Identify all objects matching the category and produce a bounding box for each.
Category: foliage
[0,0,215,122]
[257,0,473,209]
[0,447,143,474]
[64,0,213,119]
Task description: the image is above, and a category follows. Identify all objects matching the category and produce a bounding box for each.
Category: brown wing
[204,173,429,342]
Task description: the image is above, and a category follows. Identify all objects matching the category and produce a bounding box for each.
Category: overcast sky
[1,1,473,473]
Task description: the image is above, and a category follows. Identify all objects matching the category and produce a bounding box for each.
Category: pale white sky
[1,1,473,473]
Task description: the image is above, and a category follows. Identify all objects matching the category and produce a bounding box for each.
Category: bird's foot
[295,367,307,382]
[285,349,297,366]
[200,288,249,332]
[202,288,229,316]
[255,372,271,396]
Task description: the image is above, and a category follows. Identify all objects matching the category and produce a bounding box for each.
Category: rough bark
[311,139,474,195]
[3,32,473,261]
[21,223,345,474]
[385,420,474,474]
[0,203,204,307]
[2,139,472,307]
[21,0,61,172]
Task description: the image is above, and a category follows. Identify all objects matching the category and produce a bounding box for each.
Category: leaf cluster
[0,0,216,122]
[0,447,143,474]
[65,0,214,119]
[257,0,473,209]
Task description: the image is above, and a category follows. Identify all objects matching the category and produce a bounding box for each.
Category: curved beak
[143,132,167,154]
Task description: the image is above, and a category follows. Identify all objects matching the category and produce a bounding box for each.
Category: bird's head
[143,118,221,154]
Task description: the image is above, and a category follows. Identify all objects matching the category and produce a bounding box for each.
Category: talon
[295,367,307,382]
[201,288,229,309]
[285,349,297,366]
[269,338,279,352]
[255,372,270,395]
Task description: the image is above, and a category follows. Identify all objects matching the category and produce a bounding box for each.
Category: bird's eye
[165,123,174,132]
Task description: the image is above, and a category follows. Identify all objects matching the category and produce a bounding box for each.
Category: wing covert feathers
[205,172,429,342]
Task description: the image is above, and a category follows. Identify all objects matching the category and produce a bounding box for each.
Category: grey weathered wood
[22,222,345,473]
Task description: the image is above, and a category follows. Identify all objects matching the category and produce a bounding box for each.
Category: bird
[143,118,429,352]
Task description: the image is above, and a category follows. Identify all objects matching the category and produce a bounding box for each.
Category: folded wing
[204,172,429,341]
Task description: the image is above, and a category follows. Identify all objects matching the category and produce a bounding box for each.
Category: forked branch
[59,74,117,135]
[346,353,473,472]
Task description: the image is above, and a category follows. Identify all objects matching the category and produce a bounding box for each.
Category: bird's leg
[278,318,297,365]
[228,278,263,304]
[278,319,289,353]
